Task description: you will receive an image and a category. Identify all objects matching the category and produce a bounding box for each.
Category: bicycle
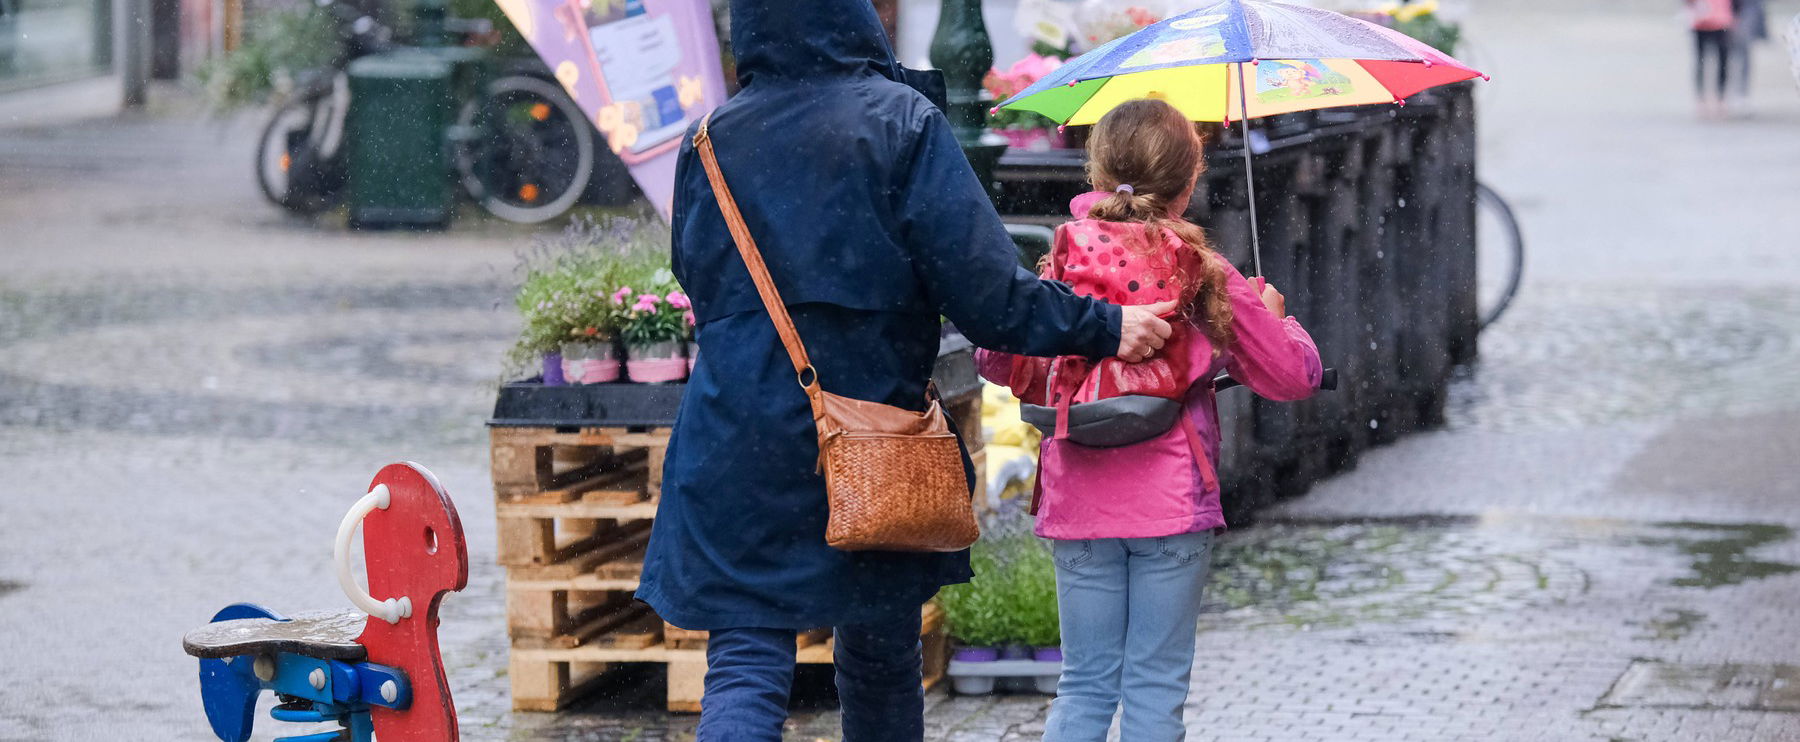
[255,0,598,224]
[1474,181,1524,330]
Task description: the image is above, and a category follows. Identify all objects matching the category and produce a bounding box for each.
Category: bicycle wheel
[255,74,350,215]
[454,75,595,224]
[1474,182,1524,330]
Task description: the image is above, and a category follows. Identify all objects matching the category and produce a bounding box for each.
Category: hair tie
[1115,183,1135,195]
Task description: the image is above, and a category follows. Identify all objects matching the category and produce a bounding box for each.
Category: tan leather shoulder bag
[691,114,979,553]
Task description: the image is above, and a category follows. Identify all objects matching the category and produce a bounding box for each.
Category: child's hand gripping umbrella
[993,0,1486,277]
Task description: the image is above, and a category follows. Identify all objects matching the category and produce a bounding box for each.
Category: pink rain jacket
[976,194,1323,540]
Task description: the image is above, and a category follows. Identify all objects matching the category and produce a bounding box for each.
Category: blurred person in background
[1728,0,1769,114]
[1689,0,1736,118]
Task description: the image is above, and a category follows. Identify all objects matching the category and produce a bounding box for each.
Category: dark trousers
[1695,29,1733,97]
[696,609,925,742]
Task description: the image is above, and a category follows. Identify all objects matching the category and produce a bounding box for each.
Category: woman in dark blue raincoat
[635,1,1173,739]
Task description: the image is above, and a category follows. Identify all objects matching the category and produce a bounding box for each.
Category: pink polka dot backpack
[998,218,1203,439]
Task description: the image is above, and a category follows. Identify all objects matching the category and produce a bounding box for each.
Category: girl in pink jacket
[976,98,1322,742]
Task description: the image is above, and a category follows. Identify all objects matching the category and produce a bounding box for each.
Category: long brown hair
[1083,98,1233,347]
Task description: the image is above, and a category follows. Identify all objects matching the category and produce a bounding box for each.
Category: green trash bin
[346,52,457,229]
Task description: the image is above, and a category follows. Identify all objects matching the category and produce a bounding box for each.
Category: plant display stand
[489,335,983,712]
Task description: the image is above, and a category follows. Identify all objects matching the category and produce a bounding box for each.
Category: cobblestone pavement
[4,1,1800,741]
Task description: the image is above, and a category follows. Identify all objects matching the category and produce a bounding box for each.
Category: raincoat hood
[731,0,901,85]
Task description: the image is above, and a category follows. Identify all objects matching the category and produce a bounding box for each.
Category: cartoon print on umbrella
[1256,59,1354,102]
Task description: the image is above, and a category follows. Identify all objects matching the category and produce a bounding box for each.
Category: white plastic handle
[334,484,412,625]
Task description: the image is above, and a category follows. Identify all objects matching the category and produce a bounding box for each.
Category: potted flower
[505,216,671,385]
[671,291,698,373]
[983,53,1067,151]
[560,288,621,385]
[615,274,690,383]
[512,258,617,385]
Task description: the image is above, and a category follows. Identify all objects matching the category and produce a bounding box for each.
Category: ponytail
[1081,102,1235,350]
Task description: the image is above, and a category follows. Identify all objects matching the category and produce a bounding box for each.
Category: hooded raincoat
[636,0,1124,630]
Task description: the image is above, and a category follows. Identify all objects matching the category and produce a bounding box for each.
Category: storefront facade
[0,0,113,91]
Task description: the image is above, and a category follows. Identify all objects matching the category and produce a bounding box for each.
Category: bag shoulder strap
[692,114,824,406]
[1047,223,1070,281]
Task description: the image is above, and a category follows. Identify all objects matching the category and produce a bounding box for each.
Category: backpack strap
[1047,223,1071,280]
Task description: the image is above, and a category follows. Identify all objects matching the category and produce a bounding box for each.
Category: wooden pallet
[490,426,670,502]
[510,602,949,712]
[494,393,978,713]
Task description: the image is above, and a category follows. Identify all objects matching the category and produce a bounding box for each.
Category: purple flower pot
[999,645,1031,661]
[541,352,567,386]
[1032,647,1063,663]
[951,647,999,663]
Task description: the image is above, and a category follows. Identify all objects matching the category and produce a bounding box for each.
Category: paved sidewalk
[2,1,1799,740]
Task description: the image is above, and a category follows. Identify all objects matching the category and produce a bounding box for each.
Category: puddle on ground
[1644,522,1799,588]
[1636,608,1705,641]
[1198,517,1586,631]
[1195,518,1798,636]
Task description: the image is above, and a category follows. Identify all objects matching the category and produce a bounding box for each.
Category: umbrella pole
[1235,62,1263,278]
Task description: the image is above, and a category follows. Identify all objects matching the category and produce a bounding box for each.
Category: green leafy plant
[194,4,340,109]
[1391,12,1460,56]
[1354,1,1461,56]
[937,526,1061,648]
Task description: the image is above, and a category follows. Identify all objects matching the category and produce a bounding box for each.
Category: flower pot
[997,128,1064,152]
[625,340,687,383]
[951,674,997,695]
[952,646,999,663]
[541,351,567,386]
[685,340,699,374]
[1032,647,1062,663]
[560,342,620,385]
[947,645,1060,696]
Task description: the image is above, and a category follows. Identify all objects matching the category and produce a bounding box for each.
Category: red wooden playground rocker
[181,463,468,741]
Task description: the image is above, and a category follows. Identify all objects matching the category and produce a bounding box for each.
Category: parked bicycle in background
[251,0,617,224]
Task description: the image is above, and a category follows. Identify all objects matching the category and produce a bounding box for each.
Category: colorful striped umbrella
[995,0,1486,275]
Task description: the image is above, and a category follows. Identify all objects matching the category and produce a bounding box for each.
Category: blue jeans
[1043,531,1215,742]
[696,609,924,742]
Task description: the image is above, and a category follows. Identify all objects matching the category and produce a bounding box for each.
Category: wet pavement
[4,0,1800,740]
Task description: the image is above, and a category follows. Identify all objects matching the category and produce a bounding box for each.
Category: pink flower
[684,310,696,327]
[611,286,633,305]
[666,291,691,310]
[633,294,661,312]
[1009,53,1063,86]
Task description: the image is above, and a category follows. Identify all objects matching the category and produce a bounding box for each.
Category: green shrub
[194,4,339,109]
[938,526,1061,648]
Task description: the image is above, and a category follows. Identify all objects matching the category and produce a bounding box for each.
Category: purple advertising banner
[492,0,728,217]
